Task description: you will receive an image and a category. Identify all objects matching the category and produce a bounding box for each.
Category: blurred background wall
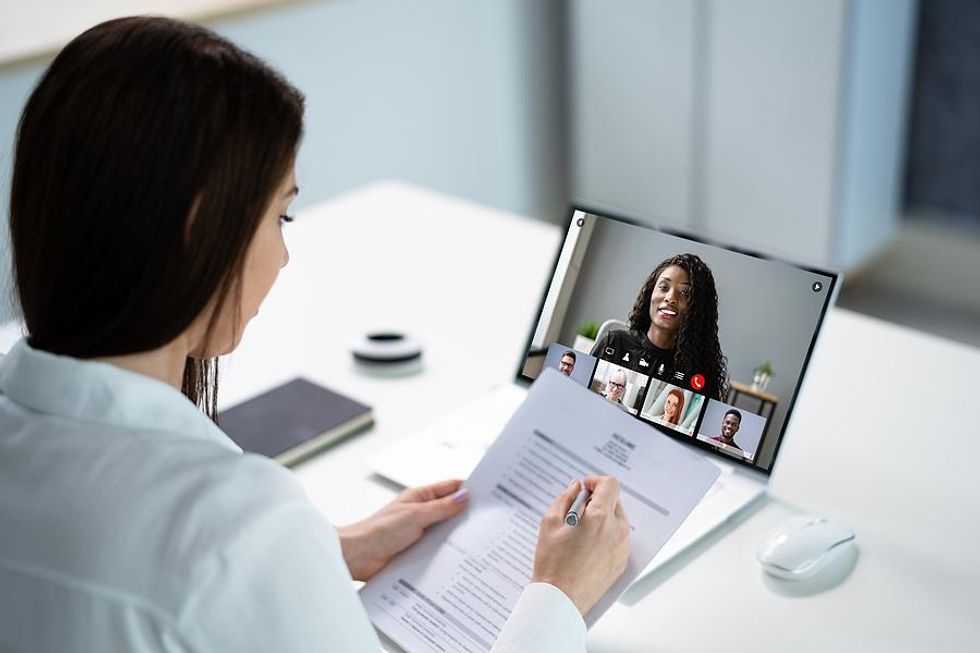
[0,0,569,322]
[1,0,977,345]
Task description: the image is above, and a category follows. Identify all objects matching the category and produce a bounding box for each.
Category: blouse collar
[0,339,240,452]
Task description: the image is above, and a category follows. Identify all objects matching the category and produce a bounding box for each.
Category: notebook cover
[218,377,373,464]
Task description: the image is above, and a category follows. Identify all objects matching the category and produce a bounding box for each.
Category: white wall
[213,0,568,221]
[568,0,919,271]
[0,63,43,322]
[836,0,917,268]
[568,0,698,223]
[701,0,846,265]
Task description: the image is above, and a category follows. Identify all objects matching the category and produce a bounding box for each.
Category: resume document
[361,369,720,652]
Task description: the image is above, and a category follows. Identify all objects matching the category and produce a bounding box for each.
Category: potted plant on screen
[752,361,773,391]
[573,321,600,354]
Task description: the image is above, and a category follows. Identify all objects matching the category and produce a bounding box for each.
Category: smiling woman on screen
[0,16,629,652]
[592,253,729,400]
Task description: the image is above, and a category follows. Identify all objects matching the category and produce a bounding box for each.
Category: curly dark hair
[628,253,729,399]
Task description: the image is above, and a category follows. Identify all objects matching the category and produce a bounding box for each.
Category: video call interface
[520,210,836,473]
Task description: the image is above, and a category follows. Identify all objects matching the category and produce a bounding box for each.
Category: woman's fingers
[401,478,463,503]
[584,476,621,513]
[531,475,631,616]
[400,475,624,536]
[547,478,583,518]
[614,499,626,520]
[414,486,469,527]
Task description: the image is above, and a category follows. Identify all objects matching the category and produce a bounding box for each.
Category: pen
[565,484,591,527]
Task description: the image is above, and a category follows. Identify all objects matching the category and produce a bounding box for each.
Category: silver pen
[564,484,592,526]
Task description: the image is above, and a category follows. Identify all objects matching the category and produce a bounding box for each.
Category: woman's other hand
[337,479,469,581]
[531,476,631,616]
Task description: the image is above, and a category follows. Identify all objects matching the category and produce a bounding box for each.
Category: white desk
[3,181,977,650]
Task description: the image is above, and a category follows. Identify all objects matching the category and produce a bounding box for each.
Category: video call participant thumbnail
[695,399,768,462]
[654,388,685,427]
[590,360,649,415]
[640,381,705,436]
[710,409,743,450]
[558,350,576,376]
[604,369,629,412]
[590,253,728,401]
[542,342,597,388]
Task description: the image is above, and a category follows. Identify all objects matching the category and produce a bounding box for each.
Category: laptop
[369,206,838,579]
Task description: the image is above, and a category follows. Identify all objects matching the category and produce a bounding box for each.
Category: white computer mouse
[756,514,855,580]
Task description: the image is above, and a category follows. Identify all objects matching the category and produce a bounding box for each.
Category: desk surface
[3,181,977,651]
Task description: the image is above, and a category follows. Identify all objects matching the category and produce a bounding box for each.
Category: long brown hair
[9,16,304,420]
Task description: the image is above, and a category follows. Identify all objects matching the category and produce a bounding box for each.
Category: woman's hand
[530,476,631,616]
[337,479,469,581]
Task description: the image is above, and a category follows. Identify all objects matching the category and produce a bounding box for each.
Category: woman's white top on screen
[0,340,585,652]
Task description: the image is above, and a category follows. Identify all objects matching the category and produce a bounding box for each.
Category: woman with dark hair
[591,253,729,400]
[0,17,629,652]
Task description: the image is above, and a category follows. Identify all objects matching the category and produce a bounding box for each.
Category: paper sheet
[361,369,720,652]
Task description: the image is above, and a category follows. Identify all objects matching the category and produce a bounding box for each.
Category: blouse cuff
[490,582,586,652]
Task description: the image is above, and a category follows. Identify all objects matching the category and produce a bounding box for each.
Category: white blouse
[0,340,585,652]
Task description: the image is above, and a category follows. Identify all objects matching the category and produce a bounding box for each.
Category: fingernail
[568,479,579,490]
[451,487,469,503]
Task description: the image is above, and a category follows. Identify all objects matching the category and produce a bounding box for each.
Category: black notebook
[218,377,373,467]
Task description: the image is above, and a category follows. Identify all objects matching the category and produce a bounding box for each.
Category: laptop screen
[517,208,837,474]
